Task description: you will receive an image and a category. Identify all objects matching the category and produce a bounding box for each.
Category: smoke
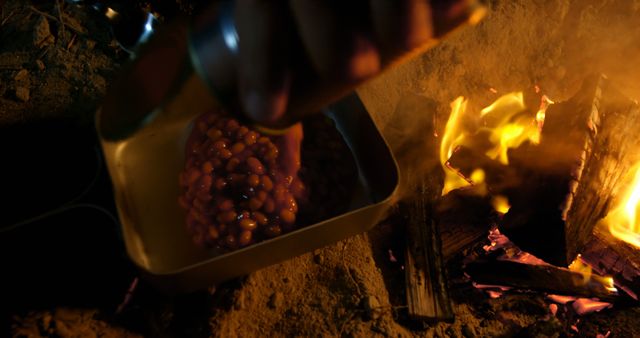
[358,0,640,206]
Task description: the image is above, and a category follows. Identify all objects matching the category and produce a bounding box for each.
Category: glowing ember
[572,298,612,315]
[604,164,640,248]
[439,91,552,196]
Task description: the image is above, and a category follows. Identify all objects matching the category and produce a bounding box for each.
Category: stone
[33,16,54,47]
[15,86,29,102]
[268,292,284,309]
[36,60,45,71]
[362,295,381,320]
[14,69,28,82]
[462,324,477,338]
[313,253,324,265]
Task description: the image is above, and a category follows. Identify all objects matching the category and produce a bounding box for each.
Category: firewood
[449,74,640,266]
[435,189,494,261]
[465,259,627,303]
[581,226,640,299]
[403,179,454,322]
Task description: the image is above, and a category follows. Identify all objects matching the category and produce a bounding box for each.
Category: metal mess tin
[98,73,399,293]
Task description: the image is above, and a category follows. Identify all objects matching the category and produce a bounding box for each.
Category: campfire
[400,73,640,325]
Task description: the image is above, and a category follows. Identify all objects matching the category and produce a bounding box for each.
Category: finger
[369,0,434,64]
[275,122,303,179]
[235,0,291,125]
[289,0,381,84]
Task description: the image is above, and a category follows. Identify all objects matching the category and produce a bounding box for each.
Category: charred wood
[449,75,640,266]
[581,226,640,300]
[465,259,626,303]
[403,179,454,322]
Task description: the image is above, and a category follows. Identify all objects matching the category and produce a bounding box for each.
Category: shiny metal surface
[98,74,399,292]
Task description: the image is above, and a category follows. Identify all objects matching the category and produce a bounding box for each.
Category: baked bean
[215,178,227,191]
[237,126,249,137]
[231,142,245,154]
[247,157,265,175]
[239,218,257,231]
[226,119,240,133]
[238,230,252,246]
[248,198,263,211]
[260,175,273,191]
[218,199,234,211]
[256,190,268,202]
[280,210,296,224]
[219,149,233,160]
[187,169,201,185]
[217,210,237,224]
[257,136,269,144]
[244,131,258,145]
[252,212,268,226]
[213,140,227,150]
[263,197,275,213]
[207,128,223,141]
[201,161,213,174]
[226,157,240,172]
[247,174,260,188]
[208,226,219,239]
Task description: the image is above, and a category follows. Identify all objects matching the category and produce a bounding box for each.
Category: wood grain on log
[581,225,640,299]
[404,179,454,322]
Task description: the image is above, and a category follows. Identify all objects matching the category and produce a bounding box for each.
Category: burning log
[403,179,454,322]
[435,189,495,261]
[449,75,640,266]
[581,226,640,299]
[465,259,625,303]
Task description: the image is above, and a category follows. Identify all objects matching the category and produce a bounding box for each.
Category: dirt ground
[4,0,640,337]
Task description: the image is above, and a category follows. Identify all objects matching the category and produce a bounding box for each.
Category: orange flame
[604,164,640,248]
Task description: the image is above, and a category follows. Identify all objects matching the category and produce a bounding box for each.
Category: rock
[268,292,284,309]
[313,253,324,265]
[362,295,381,320]
[85,39,96,50]
[15,86,29,102]
[41,312,52,330]
[14,69,28,82]
[33,16,55,47]
[233,292,246,310]
[445,326,459,338]
[462,324,477,338]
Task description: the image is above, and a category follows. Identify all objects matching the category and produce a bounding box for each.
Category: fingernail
[346,37,381,83]
[243,89,288,125]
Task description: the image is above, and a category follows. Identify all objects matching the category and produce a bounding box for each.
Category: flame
[492,195,511,214]
[440,91,549,195]
[605,164,640,248]
[440,97,473,195]
[569,256,593,285]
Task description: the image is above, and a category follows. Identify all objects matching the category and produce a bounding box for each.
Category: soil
[4,0,640,337]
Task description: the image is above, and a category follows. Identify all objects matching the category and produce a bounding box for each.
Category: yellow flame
[440,97,472,195]
[480,92,541,164]
[569,256,593,285]
[605,164,640,248]
[492,195,511,214]
[440,92,548,195]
